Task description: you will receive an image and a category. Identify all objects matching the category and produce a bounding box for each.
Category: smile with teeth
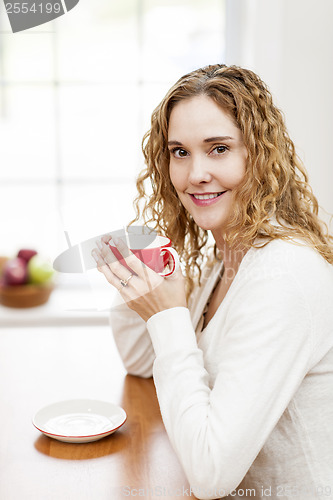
[192,191,226,200]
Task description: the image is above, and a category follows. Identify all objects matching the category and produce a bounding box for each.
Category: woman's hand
[91,235,187,322]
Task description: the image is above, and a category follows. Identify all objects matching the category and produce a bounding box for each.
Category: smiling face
[168,95,248,241]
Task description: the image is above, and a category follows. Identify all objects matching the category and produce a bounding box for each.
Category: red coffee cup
[108,234,179,277]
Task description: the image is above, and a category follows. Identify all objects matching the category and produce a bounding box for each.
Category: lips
[191,191,226,200]
[189,191,227,206]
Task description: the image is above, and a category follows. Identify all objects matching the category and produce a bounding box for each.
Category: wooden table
[0,324,197,500]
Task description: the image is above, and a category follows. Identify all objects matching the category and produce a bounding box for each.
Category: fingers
[165,265,183,281]
[101,233,112,245]
[95,238,134,281]
[92,237,141,292]
[107,236,154,280]
[91,246,135,292]
[91,235,164,300]
[96,239,117,266]
[91,248,118,285]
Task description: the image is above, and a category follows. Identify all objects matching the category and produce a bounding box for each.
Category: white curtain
[225,0,333,224]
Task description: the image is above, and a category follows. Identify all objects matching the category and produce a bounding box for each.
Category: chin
[193,218,226,232]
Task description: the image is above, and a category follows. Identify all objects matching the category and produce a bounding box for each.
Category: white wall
[225,0,333,226]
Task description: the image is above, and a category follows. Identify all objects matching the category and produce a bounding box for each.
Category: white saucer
[32,399,127,443]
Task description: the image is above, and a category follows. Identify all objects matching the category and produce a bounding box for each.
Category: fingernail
[95,240,102,250]
[91,250,99,262]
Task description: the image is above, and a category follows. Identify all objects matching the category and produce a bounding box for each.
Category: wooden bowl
[0,283,54,308]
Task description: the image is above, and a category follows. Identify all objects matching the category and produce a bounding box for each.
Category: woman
[92,65,333,499]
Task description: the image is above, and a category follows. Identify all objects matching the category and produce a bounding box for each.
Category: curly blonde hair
[129,64,333,297]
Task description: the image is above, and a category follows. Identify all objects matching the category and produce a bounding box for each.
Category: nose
[188,154,212,185]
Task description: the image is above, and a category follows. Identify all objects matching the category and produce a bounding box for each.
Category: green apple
[28,255,55,285]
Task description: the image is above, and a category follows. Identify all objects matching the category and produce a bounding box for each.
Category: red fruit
[17,249,38,263]
[3,258,28,286]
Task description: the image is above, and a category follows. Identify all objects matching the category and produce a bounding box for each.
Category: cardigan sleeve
[109,273,202,379]
[110,300,155,378]
[146,270,315,499]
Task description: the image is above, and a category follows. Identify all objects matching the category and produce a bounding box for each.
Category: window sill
[0,284,112,328]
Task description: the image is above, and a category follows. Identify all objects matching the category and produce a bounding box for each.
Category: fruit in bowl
[2,257,28,286]
[0,249,56,308]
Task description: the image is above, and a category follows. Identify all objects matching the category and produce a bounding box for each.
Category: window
[0,0,226,266]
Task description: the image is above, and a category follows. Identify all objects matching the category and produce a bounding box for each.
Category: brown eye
[172,148,188,158]
[214,146,228,154]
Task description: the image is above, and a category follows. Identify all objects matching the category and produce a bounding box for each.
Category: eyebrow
[167,136,234,146]
[204,136,234,143]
